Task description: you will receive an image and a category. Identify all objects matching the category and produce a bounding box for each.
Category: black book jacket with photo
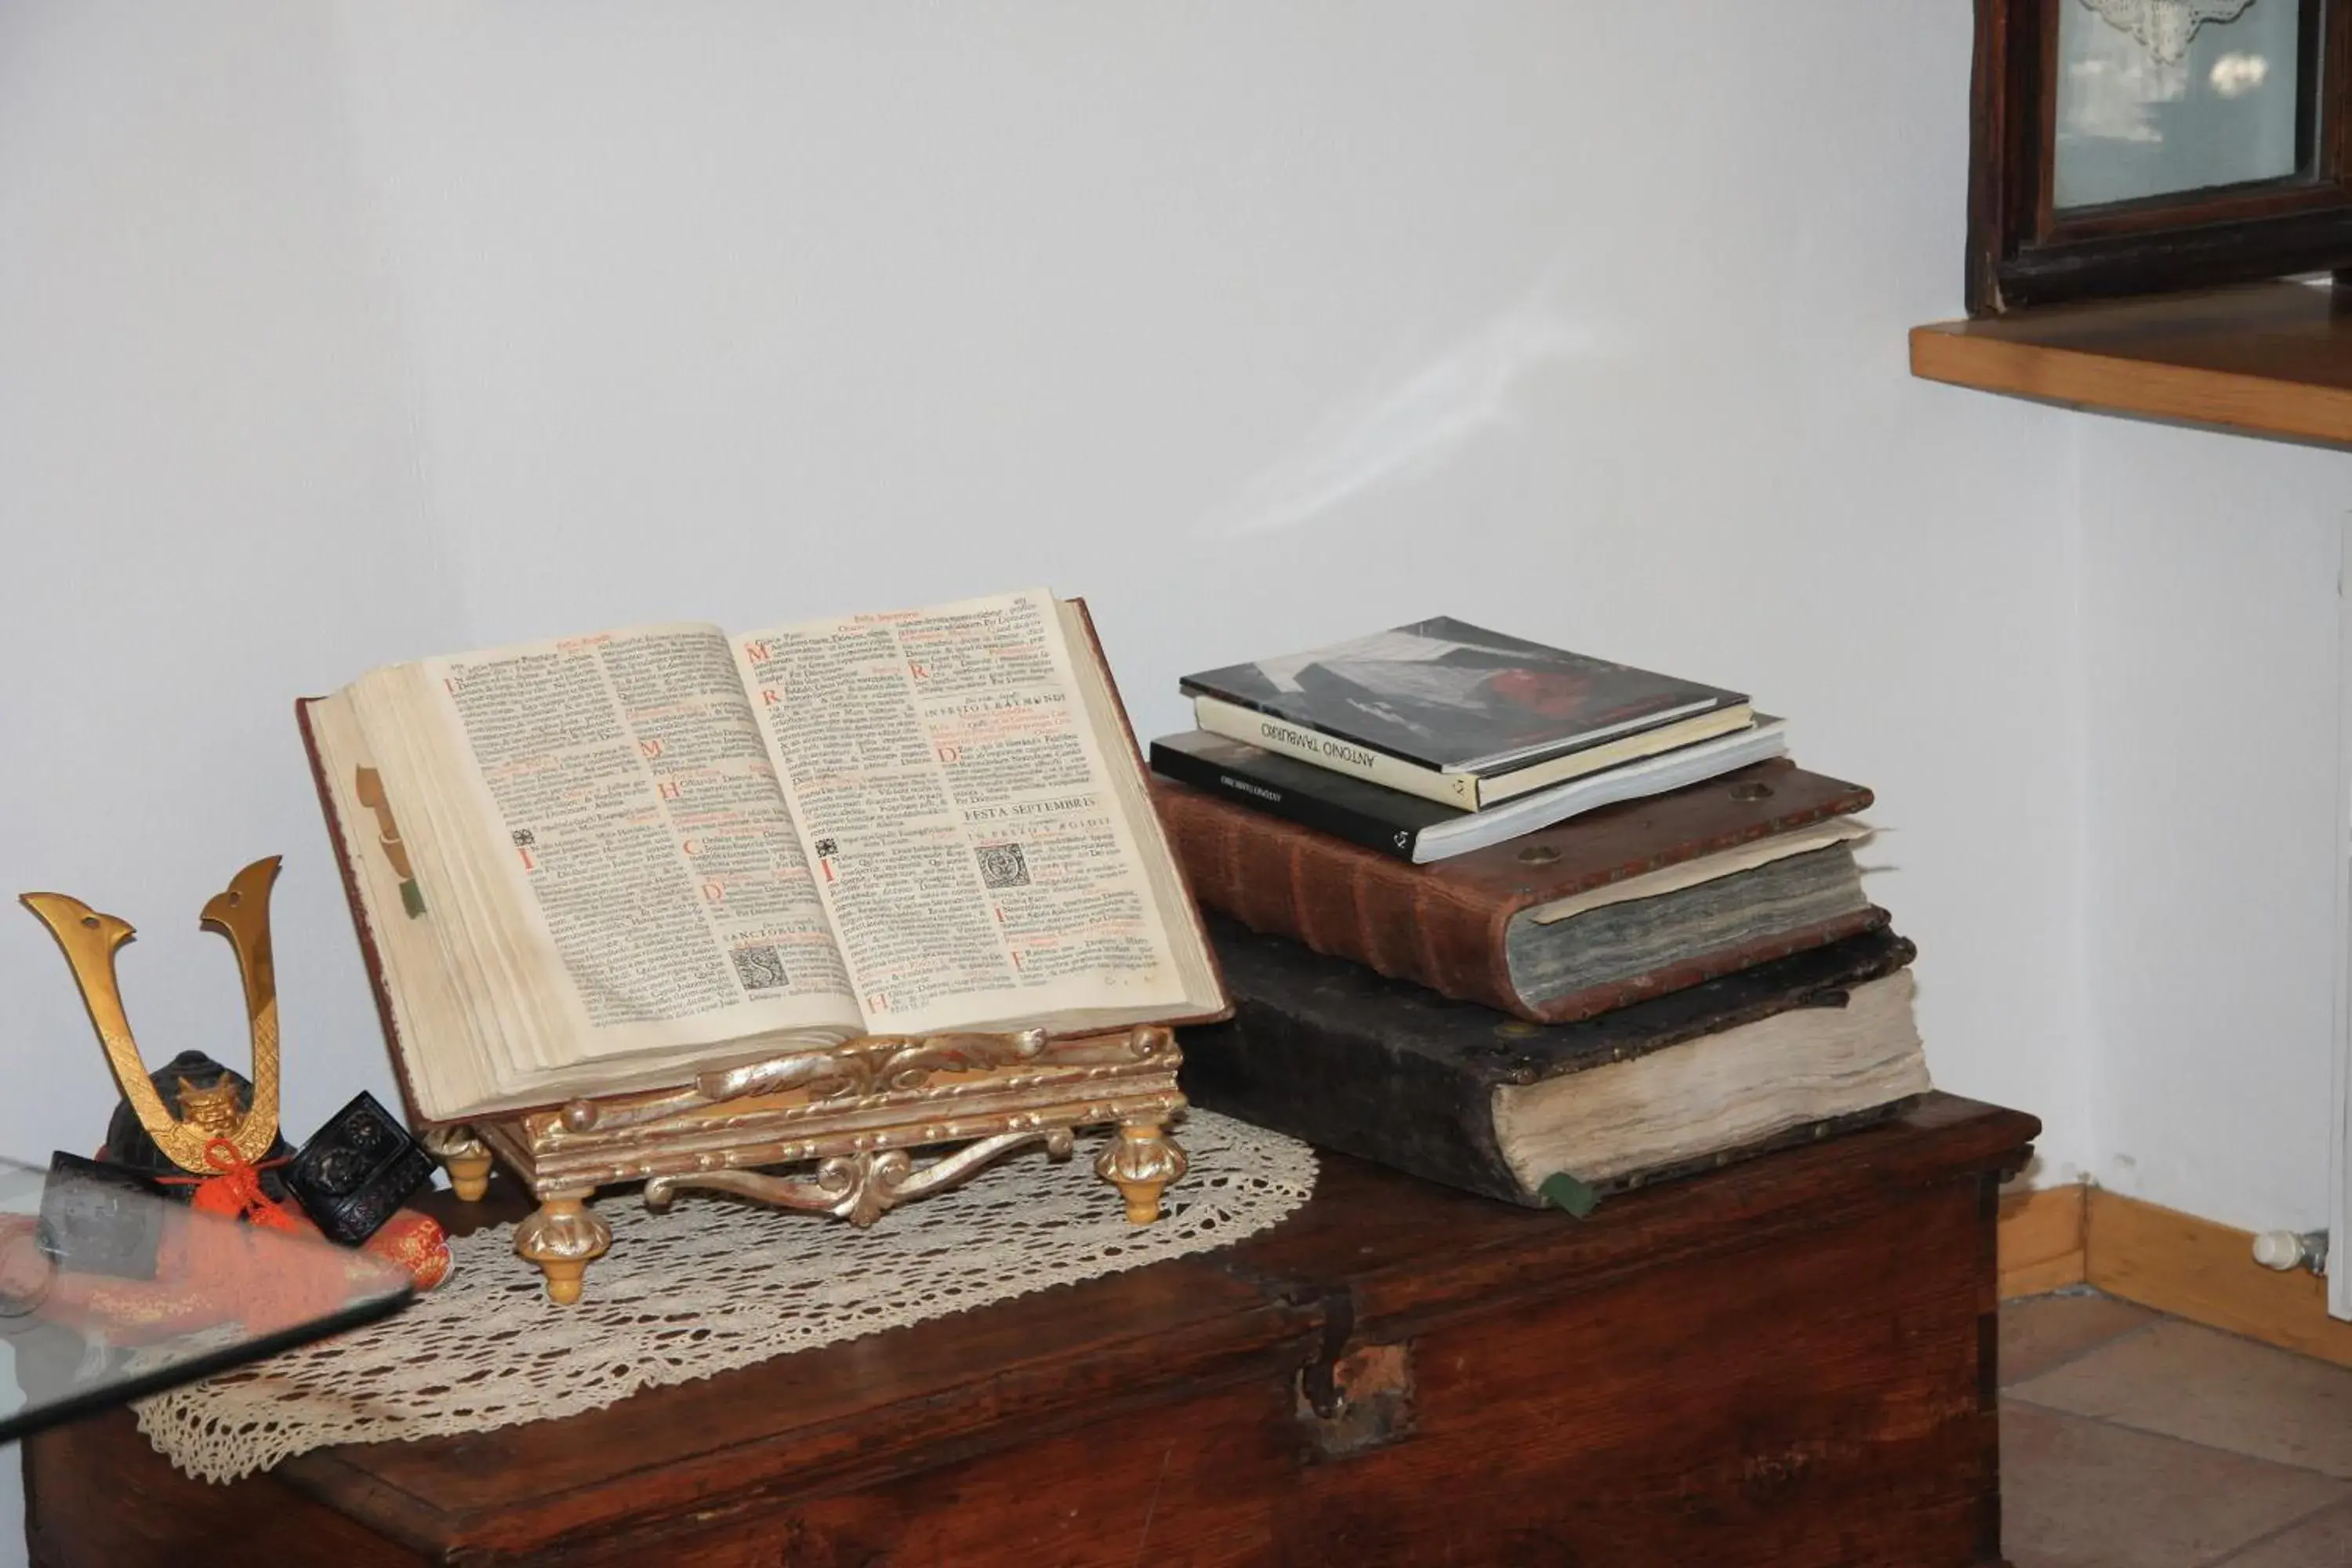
[1180,616,1744,776]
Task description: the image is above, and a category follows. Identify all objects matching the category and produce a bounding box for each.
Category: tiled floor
[2003,1291,2352,1566]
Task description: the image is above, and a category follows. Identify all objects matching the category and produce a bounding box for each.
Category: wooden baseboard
[1999,1181,2352,1368]
[1998,1185,2085,1300]
[2084,1189,2352,1369]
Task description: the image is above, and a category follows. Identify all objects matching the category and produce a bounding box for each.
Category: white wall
[0,1,2121,1552]
[318,0,2091,1152]
[0,6,460,1149]
[0,3,456,1548]
[2074,419,2349,1232]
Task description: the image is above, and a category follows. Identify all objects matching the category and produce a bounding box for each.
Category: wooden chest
[24,1093,2034,1566]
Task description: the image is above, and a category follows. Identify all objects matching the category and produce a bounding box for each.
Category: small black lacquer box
[282,1093,434,1247]
[38,1152,167,1280]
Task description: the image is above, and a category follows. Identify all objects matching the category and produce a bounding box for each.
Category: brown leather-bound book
[1152,758,1880,1025]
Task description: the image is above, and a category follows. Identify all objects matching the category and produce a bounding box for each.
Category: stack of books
[1146,619,1930,1214]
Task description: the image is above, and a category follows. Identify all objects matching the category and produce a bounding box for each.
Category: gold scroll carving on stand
[440,1025,1187,1304]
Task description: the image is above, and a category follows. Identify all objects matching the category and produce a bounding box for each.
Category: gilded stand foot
[1094,1120,1186,1225]
[514,1191,610,1306]
[421,1125,493,1203]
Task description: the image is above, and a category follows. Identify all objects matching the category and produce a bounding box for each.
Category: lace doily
[2079,0,2258,64]
[135,1110,1316,1483]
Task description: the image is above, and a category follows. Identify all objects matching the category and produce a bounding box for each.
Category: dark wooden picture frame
[1969,0,2352,313]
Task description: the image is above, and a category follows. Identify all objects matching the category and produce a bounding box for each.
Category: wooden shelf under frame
[1910,279,2352,448]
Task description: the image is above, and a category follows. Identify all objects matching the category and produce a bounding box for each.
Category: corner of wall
[2057,414,2101,1193]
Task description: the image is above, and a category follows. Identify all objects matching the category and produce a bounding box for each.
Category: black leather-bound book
[1179,916,1929,1211]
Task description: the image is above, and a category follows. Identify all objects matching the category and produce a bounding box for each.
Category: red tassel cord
[168,1139,301,1229]
[152,1140,348,1336]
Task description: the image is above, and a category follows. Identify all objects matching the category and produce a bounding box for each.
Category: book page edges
[1469,759,1869,917]
[298,695,441,1129]
[1490,969,1932,1194]
[1473,703,1755,806]
[1512,906,1892,1025]
[1062,597,1232,1028]
[1525,819,1872,925]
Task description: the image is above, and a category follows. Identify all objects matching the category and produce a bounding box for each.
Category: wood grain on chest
[26,1094,2034,1567]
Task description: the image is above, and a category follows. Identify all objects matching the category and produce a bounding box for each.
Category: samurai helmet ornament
[21,858,283,1174]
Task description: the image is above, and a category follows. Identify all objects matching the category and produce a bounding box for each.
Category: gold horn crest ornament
[22,858,283,1174]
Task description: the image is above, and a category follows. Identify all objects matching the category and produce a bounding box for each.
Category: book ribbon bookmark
[1537,1171,1600,1219]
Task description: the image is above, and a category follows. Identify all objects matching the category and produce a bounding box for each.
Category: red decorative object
[362,1211,451,1293]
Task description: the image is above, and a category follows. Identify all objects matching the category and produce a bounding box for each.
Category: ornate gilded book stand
[422,1026,1188,1304]
[336,756,1192,1303]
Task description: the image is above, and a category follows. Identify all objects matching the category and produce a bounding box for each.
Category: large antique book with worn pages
[1184,916,1929,1210]
[299,590,1228,1126]
[1153,758,1882,1023]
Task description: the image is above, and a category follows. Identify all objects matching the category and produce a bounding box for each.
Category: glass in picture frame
[2053,0,2312,209]
[1966,0,2352,312]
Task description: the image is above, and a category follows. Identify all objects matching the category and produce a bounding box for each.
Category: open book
[300,590,1228,1126]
